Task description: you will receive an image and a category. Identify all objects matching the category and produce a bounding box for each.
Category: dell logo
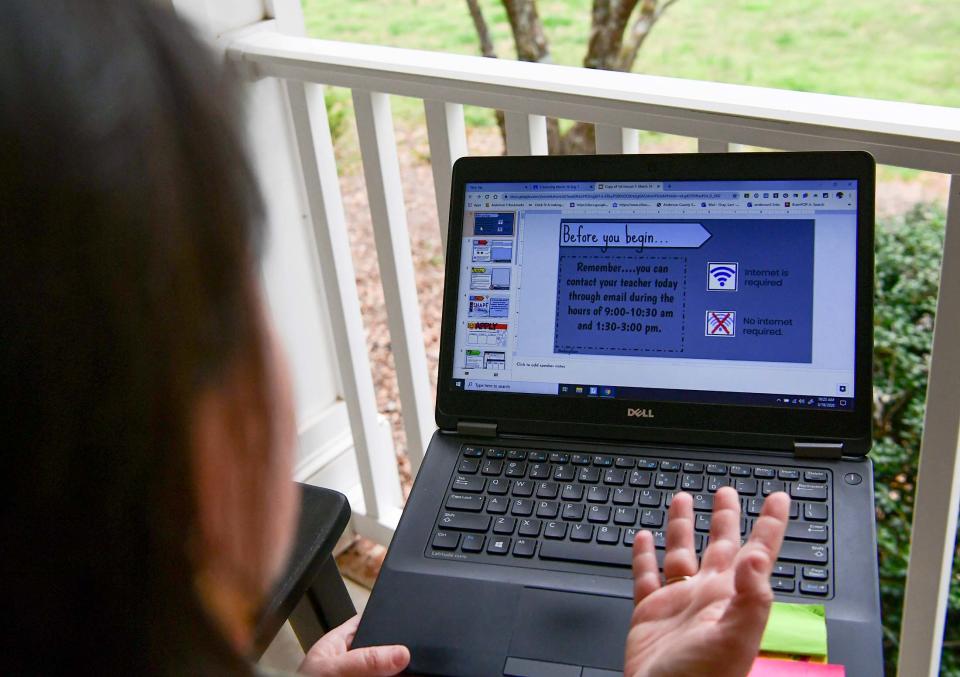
[627,408,655,419]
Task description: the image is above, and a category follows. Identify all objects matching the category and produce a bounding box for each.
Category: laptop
[354,151,883,676]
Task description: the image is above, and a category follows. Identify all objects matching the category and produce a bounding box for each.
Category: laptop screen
[448,179,859,412]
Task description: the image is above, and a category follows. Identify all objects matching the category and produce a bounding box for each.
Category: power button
[844,472,863,485]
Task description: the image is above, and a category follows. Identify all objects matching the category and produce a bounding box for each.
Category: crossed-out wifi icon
[707,262,739,291]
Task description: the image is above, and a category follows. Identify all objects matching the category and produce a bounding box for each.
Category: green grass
[302,0,960,126]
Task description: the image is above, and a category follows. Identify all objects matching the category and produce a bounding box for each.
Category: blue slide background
[553,219,815,363]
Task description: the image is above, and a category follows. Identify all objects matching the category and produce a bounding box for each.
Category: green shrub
[324,86,350,142]
[873,203,960,675]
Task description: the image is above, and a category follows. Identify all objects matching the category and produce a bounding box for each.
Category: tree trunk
[464,0,507,144]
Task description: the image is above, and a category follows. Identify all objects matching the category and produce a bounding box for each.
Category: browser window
[450,180,859,411]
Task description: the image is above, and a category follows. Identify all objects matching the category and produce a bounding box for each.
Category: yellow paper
[760,602,828,658]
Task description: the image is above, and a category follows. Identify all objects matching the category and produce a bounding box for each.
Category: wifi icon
[707,262,739,291]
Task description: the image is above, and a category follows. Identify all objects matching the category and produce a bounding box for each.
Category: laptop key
[493,517,516,535]
[513,538,537,557]
[615,456,636,468]
[554,465,576,481]
[549,452,569,464]
[708,476,732,492]
[562,503,585,521]
[641,509,664,528]
[804,470,828,483]
[486,496,508,515]
[636,458,659,470]
[791,482,828,501]
[772,563,796,577]
[681,474,704,491]
[458,458,480,474]
[561,483,584,501]
[639,489,662,507]
[528,451,548,462]
[570,523,594,541]
[691,493,714,511]
[507,449,527,461]
[660,461,681,471]
[540,540,633,567]
[544,521,567,539]
[445,494,484,512]
[505,461,527,477]
[771,577,795,593]
[462,446,482,457]
[536,481,559,499]
[613,488,637,505]
[536,501,560,519]
[803,566,829,580]
[683,462,704,473]
[487,537,511,555]
[735,478,758,496]
[779,542,828,564]
[695,514,712,532]
[481,460,503,475]
[597,526,620,544]
[778,468,800,480]
[439,512,490,532]
[706,463,727,475]
[519,519,542,537]
[511,499,534,516]
[512,480,534,497]
[785,523,829,543]
[587,486,610,503]
[579,467,601,483]
[624,528,639,546]
[754,467,776,478]
[571,453,591,466]
[655,472,678,489]
[800,581,829,596]
[486,448,505,459]
[730,464,751,477]
[588,505,611,523]
[614,507,638,525]
[452,475,485,493]
[487,477,509,495]
[804,502,829,521]
[604,469,626,485]
[593,455,613,467]
[762,480,786,496]
[529,463,551,479]
[629,470,652,487]
[432,531,460,550]
[461,533,484,552]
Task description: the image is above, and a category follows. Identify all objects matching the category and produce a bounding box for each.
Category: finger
[306,614,361,656]
[699,487,741,572]
[742,491,789,562]
[717,549,775,648]
[325,645,411,677]
[662,492,698,581]
[632,529,661,603]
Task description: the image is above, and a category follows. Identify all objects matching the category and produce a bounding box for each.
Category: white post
[504,112,548,155]
[424,100,467,250]
[596,125,639,154]
[898,174,960,677]
[352,90,435,475]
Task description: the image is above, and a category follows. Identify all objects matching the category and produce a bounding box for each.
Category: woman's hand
[299,615,410,677]
[625,487,790,677]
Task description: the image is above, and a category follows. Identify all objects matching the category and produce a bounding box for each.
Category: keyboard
[427,445,833,599]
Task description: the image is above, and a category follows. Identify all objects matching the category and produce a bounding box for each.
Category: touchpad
[507,587,632,671]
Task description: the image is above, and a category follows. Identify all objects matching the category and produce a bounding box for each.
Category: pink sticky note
[749,657,846,676]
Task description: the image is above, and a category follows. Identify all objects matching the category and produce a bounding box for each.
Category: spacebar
[539,541,634,568]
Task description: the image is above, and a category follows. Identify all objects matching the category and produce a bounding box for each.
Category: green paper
[760,602,828,657]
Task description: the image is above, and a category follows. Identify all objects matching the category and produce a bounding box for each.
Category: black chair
[253,483,357,657]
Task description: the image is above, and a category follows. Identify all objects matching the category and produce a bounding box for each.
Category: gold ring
[665,575,692,585]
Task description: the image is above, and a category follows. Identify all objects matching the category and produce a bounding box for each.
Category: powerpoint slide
[553,219,815,363]
[468,295,510,318]
[472,239,514,263]
[466,321,508,347]
[471,266,512,290]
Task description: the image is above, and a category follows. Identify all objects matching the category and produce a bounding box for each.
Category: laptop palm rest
[505,587,631,674]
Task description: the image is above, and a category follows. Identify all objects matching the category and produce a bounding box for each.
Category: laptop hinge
[456,421,498,438]
[793,441,844,459]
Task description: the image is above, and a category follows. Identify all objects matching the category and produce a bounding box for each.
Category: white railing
[227,24,960,675]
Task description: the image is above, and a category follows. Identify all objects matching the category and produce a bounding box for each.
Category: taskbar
[450,378,854,410]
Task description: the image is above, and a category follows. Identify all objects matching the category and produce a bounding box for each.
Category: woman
[0,1,789,675]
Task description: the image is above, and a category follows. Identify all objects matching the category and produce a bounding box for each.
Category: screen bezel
[436,151,874,455]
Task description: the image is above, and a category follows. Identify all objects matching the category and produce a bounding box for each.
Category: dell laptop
[354,151,883,675]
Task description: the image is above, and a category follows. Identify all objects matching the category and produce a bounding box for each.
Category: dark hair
[1,0,268,672]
